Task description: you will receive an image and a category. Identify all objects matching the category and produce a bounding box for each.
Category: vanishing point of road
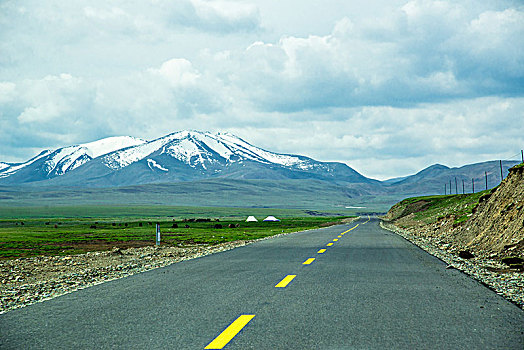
[1,217,523,349]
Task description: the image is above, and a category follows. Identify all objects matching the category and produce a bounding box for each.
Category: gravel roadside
[380,221,524,309]
[0,241,255,314]
[1,218,358,314]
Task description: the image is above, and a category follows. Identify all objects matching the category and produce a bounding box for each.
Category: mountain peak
[414,163,450,175]
[78,136,146,158]
[102,130,308,171]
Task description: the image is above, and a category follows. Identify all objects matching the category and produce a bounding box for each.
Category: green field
[0,205,335,220]
[0,179,400,213]
[0,205,354,259]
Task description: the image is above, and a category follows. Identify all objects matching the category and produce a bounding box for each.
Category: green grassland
[0,206,353,259]
[0,205,333,220]
[0,179,400,213]
[0,177,396,260]
[387,189,492,225]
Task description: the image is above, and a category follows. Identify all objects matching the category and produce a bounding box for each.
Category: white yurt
[263,216,280,222]
[246,216,258,222]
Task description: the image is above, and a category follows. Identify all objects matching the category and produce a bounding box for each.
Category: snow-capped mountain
[0,131,373,187]
[102,131,315,171]
[0,136,145,183]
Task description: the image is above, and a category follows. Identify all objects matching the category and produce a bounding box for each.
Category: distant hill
[384,161,520,196]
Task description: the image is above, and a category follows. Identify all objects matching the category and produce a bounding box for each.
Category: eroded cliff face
[452,165,524,256]
[385,164,524,259]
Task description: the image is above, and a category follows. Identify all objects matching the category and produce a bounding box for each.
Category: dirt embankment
[385,164,524,259]
[452,165,524,256]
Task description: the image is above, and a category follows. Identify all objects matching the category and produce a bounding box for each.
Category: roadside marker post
[156,223,161,246]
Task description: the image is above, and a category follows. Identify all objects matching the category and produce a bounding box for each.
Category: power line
[442,149,523,196]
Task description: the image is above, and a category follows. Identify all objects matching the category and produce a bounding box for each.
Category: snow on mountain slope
[44,147,87,175]
[102,130,312,171]
[0,150,52,178]
[103,135,178,170]
[103,131,229,170]
[163,131,234,168]
[45,136,146,175]
[80,136,146,158]
[0,131,354,186]
[0,136,145,179]
[147,159,168,172]
[217,132,309,169]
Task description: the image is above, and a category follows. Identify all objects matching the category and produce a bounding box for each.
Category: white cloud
[191,0,260,31]
[0,58,228,156]
[1,0,523,180]
[157,0,261,33]
[0,82,16,103]
[217,1,524,112]
[220,96,524,179]
[148,58,201,86]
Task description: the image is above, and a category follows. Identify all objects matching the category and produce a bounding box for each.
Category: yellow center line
[333,239,338,242]
[303,258,315,265]
[205,315,255,349]
[275,275,296,288]
[340,223,359,235]
[337,235,342,238]
[326,243,333,246]
[317,249,326,254]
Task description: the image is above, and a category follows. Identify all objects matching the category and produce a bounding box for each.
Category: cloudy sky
[0,0,523,179]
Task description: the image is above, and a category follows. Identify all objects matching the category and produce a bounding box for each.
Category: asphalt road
[1,217,523,349]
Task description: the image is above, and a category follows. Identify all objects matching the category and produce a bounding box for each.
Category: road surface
[1,217,523,349]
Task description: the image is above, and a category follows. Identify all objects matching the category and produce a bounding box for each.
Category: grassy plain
[0,179,400,213]
[0,205,327,220]
[0,205,353,259]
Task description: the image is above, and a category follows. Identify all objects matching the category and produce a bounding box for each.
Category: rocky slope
[451,164,524,256]
[385,163,524,259]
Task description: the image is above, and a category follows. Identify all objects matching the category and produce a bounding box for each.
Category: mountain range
[0,131,374,187]
[0,130,520,200]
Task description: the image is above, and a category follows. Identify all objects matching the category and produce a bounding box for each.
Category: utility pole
[521,150,523,163]
[450,180,452,194]
[445,183,447,195]
[472,178,475,193]
[500,160,503,183]
[455,177,458,194]
[462,179,465,194]
[485,171,488,190]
